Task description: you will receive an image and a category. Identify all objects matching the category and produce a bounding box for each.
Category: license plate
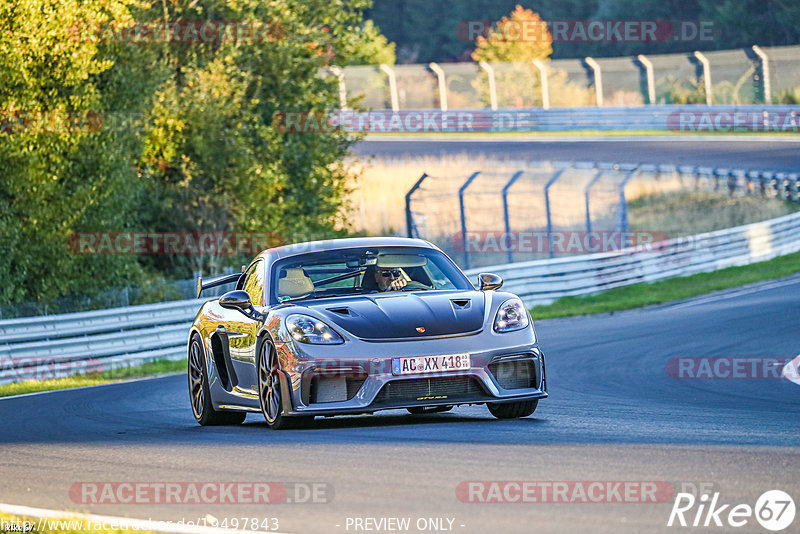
[392,353,471,376]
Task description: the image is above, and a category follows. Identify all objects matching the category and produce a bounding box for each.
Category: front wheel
[258,339,312,430]
[487,399,538,419]
[188,334,246,426]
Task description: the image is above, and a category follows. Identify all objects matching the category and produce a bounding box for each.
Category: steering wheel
[402,281,433,290]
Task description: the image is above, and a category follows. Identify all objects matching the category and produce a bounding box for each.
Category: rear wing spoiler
[196,272,244,298]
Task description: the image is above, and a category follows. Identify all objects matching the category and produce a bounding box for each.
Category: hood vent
[327,307,352,316]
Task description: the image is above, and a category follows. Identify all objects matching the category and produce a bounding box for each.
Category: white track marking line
[666,276,800,310]
[782,355,800,387]
[0,503,293,534]
[0,373,182,402]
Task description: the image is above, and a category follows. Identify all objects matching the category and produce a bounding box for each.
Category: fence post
[616,167,641,234]
[459,172,481,269]
[693,51,713,105]
[584,168,606,246]
[380,64,400,112]
[584,57,604,107]
[544,166,568,258]
[532,59,550,110]
[405,173,428,238]
[750,45,772,105]
[502,170,524,264]
[478,61,498,111]
[328,66,348,110]
[636,54,656,105]
[429,62,448,112]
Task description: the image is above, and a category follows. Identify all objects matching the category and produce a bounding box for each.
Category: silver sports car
[188,237,547,429]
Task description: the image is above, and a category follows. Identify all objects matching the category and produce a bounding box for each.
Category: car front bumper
[278,326,547,416]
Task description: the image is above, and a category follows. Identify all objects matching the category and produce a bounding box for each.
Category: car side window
[242,260,264,306]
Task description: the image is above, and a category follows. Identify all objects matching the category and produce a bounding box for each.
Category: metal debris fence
[405,161,800,269]
[335,45,800,112]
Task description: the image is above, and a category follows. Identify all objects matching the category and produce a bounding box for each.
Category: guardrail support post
[328,66,348,110]
[405,173,428,238]
[532,59,550,110]
[584,57,604,107]
[750,45,772,105]
[459,172,481,269]
[478,61,498,111]
[636,54,656,105]
[502,170,524,264]
[693,51,713,105]
[380,64,400,112]
[429,62,448,112]
[544,167,568,258]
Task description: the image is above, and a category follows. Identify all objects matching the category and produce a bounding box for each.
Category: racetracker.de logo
[69,482,332,505]
[1,110,103,135]
[273,110,488,134]
[68,232,290,255]
[452,231,669,255]
[666,356,800,380]
[456,20,712,43]
[69,20,286,44]
[456,481,674,503]
[668,111,800,133]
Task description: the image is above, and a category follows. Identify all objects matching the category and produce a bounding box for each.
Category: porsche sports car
[188,237,547,429]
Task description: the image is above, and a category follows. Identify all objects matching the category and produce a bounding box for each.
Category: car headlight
[493,298,530,333]
[286,314,344,344]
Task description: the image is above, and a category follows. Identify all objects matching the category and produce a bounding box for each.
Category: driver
[374,267,407,291]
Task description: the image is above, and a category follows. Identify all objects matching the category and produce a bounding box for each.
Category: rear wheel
[487,399,538,419]
[258,339,313,430]
[188,334,246,426]
[407,405,453,415]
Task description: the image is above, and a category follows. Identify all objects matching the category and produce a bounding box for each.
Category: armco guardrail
[2,210,799,384]
[0,299,201,385]
[464,210,800,307]
[331,105,800,133]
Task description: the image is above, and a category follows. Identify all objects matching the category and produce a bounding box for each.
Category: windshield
[270,246,472,303]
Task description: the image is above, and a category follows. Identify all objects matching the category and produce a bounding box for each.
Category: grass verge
[530,250,800,319]
[0,358,185,398]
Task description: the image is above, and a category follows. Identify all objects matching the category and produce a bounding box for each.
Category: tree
[0,0,150,305]
[138,0,387,278]
[471,5,553,64]
[471,6,553,108]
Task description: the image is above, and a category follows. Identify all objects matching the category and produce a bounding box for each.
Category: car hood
[302,290,486,340]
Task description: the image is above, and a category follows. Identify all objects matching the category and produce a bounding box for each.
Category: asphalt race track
[1,275,798,533]
[355,136,800,172]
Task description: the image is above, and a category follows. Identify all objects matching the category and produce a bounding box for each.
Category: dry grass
[345,155,530,234]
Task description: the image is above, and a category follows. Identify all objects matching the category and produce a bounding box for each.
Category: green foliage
[0,0,389,307]
[0,0,149,304]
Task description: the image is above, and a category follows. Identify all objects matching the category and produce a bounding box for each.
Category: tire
[407,405,453,415]
[257,338,313,430]
[487,399,538,419]
[188,334,247,426]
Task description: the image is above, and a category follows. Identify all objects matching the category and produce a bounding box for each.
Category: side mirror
[219,290,253,314]
[478,273,503,291]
